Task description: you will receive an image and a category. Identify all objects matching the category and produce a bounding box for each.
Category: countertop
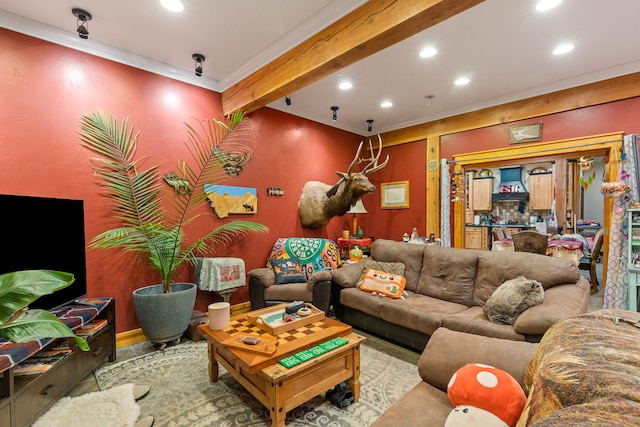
[465,223,534,228]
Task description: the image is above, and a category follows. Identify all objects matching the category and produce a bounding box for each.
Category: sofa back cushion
[268,238,341,279]
[417,246,479,306]
[370,239,426,292]
[473,251,580,306]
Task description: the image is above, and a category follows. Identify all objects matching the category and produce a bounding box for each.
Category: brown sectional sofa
[372,309,640,426]
[331,239,590,348]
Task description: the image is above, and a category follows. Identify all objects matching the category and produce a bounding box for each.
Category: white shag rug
[32,383,140,427]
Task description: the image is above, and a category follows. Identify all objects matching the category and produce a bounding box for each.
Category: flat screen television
[0,194,88,309]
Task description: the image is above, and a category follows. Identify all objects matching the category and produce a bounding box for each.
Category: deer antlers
[326,135,389,198]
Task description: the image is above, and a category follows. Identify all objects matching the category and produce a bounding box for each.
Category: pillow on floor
[483,276,544,325]
[268,258,307,284]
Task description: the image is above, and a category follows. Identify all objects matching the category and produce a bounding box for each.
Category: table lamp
[347,199,367,237]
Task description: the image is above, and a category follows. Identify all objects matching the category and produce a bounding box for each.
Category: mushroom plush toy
[445,363,526,427]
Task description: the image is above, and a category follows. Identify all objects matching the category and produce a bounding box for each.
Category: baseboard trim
[115,302,253,348]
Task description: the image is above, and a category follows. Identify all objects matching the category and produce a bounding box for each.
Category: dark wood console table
[0,298,115,427]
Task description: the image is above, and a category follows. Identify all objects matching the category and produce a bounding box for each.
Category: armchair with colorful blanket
[247,238,342,314]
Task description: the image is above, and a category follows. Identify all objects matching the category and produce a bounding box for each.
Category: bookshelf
[0,299,115,427]
[628,209,640,311]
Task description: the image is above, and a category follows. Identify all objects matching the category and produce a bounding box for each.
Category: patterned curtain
[604,134,639,309]
[440,159,451,247]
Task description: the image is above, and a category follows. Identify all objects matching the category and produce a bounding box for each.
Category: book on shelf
[13,349,72,376]
[75,318,108,336]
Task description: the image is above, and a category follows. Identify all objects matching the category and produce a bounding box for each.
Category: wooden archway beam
[221,0,484,115]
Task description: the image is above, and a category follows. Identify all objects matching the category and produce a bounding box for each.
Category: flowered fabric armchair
[248,238,341,314]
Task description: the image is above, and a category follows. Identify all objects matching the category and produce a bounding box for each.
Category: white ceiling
[1,0,639,136]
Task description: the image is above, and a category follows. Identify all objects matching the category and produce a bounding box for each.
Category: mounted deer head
[298,135,389,228]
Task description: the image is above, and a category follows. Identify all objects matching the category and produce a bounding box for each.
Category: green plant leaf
[0,309,88,350]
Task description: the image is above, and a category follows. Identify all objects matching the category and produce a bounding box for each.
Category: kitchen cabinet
[472,178,493,212]
[529,172,553,210]
[465,226,490,250]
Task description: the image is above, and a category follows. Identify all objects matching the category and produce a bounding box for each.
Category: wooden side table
[337,237,372,260]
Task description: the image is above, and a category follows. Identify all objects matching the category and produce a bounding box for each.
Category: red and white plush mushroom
[445,363,526,427]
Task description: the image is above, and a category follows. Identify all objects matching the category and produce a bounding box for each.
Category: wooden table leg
[348,343,361,402]
[266,379,286,427]
[207,342,219,382]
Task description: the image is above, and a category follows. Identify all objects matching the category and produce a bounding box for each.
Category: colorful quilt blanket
[268,238,341,279]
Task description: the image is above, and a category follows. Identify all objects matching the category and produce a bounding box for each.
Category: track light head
[366,119,374,132]
[192,53,205,77]
[285,95,291,106]
[331,106,339,121]
[72,8,92,40]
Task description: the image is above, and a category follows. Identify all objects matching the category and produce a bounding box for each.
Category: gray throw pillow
[483,276,544,325]
[357,260,405,285]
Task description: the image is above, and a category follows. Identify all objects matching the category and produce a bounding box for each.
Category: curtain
[440,159,451,247]
[603,134,639,309]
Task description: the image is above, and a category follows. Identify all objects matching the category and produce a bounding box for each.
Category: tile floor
[69,260,605,398]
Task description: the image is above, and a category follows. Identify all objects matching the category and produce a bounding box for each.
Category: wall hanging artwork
[204,184,257,218]
[381,181,409,209]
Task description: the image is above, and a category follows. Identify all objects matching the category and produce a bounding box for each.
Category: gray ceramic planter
[132,283,197,344]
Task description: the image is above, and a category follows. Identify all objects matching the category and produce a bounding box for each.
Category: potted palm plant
[79,109,268,344]
[0,270,88,350]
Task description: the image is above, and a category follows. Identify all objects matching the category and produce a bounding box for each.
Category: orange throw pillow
[359,268,406,298]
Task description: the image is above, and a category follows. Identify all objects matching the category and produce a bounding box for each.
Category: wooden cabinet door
[465,226,488,250]
[530,173,553,210]
[472,178,493,211]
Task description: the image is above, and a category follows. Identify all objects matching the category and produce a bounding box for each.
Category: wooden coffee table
[198,304,366,426]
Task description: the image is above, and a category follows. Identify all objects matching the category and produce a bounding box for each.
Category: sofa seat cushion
[442,306,527,341]
[339,287,385,318]
[418,246,479,306]
[514,280,590,335]
[473,251,580,306]
[370,381,452,427]
[264,282,312,303]
[370,239,427,292]
[379,293,468,336]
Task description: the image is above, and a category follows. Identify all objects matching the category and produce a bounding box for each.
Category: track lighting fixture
[331,106,339,121]
[72,8,92,40]
[192,53,205,77]
[285,95,291,106]
[367,119,374,132]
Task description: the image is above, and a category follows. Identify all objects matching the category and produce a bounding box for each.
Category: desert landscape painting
[204,184,257,219]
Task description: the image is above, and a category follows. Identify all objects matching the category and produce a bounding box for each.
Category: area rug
[95,340,420,426]
[32,383,140,427]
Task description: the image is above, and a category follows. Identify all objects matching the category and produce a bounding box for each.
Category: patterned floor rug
[95,340,420,427]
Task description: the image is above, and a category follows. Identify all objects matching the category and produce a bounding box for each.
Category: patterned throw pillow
[358,268,406,298]
[268,258,307,284]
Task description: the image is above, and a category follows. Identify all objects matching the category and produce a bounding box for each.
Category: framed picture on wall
[381,181,409,209]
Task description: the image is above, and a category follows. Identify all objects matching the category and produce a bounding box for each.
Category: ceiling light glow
[380,100,393,108]
[454,77,470,86]
[161,0,184,12]
[536,0,561,12]
[553,43,574,55]
[339,81,352,90]
[419,47,437,58]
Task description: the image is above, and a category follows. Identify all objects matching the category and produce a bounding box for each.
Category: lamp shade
[347,199,367,214]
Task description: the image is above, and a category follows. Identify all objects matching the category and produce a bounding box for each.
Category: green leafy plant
[79,109,268,293]
[0,270,89,350]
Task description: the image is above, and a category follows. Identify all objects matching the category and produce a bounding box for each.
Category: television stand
[0,298,115,427]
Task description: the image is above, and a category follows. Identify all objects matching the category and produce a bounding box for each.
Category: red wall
[0,28,362,333]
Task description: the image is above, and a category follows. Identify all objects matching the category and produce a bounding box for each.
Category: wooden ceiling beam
[380,71,640,146]
[221,0,484,115]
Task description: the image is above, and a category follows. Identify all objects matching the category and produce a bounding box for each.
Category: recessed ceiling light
[339,81,353,90]
[553,43,574,55]
[454,77,470,86]
[161,0,184,12]
[419,47,437,58]
[536,0,561,12]
[381,100,393,108]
